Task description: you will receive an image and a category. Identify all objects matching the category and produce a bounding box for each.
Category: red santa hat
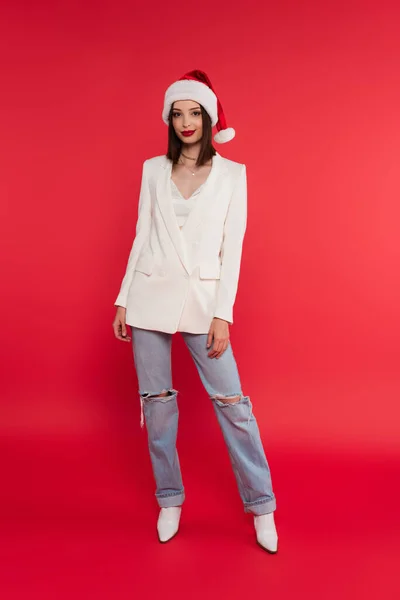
[162,69,236,144]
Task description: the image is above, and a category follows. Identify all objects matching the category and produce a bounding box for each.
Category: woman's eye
[172,111,201,118]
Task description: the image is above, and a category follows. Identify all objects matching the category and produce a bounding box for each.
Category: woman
[112,70,278,553]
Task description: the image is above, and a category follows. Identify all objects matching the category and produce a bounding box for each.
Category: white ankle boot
[254,512,278,553]
[157,506,182,543]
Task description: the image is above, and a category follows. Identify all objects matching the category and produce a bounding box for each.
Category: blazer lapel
[156,158,189,272]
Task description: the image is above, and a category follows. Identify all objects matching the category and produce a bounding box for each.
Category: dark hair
[166,102,216,167]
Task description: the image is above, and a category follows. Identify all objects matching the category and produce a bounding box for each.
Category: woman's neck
[180,141,201,161]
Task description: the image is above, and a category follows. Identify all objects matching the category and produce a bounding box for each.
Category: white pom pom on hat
[162,69,236,144]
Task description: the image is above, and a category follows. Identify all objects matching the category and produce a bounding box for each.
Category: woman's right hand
[112,306,132,342]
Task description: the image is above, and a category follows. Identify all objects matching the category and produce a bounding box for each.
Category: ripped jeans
[131,327,276,516]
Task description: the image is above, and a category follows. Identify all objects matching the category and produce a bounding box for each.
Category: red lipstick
[182,130,195,137]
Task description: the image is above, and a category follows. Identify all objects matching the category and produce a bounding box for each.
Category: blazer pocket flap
[135,252,154,275]
[199,262,221,279]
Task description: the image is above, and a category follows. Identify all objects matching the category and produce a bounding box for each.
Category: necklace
[178,157,198,176]
[181,152,197,161]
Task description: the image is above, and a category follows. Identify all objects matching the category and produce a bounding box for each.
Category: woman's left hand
[207,318,230,359]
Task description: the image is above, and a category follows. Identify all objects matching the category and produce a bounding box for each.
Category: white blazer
[114,151,247,334]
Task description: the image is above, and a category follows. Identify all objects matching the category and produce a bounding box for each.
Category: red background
[1,1,399,598]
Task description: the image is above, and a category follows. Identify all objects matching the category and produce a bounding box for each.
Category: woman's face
[171,100,203,144]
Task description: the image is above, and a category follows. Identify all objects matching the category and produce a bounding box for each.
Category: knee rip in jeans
[138,389,178,429]
[211,393,242,404]
[211,393,253,425]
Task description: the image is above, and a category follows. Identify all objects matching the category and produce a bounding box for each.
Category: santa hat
[162,69,236,144]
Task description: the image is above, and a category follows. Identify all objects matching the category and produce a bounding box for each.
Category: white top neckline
[170,177,205,200]
[170,177,206,228]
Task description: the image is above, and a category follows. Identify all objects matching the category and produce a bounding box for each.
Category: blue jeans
[131,327,276,516]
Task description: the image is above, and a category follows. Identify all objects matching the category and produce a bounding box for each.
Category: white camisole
[170,177,205,228]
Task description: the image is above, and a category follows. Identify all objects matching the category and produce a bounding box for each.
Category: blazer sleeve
[114,160,152,308]
[213,163,247,324]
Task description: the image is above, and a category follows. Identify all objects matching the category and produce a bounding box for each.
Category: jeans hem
[156,492,185,508]
[244,497,276,516]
